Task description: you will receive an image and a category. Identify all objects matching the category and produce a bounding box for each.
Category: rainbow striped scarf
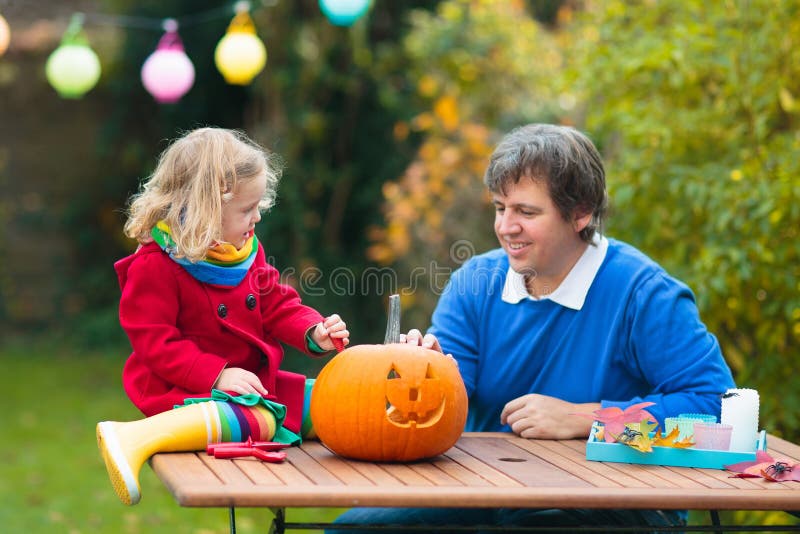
[151,221,257,286]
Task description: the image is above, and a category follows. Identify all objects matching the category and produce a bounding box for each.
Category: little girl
[97,127,348,505]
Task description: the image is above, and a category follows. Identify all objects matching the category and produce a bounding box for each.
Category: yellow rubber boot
[96,402,217,505]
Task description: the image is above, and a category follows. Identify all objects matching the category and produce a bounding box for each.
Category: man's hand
[214,367,269,396]
[399,328,443,352]
[500,393,600,439]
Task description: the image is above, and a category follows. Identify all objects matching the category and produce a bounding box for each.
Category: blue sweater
[429,239,735,432]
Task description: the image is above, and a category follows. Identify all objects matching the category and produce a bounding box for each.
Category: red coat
[115,242,324,433]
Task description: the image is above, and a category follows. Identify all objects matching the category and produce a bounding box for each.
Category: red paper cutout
[724,451,800,482]
[576,402,657,443]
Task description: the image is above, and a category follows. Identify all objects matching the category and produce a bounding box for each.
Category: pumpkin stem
[383,294,401,344]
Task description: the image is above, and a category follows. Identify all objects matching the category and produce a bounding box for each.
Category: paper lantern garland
[141,19,195,104]
[45,14,102,99]
[27,1,368,102]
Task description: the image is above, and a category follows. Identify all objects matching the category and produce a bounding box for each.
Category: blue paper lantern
[319,0,370,27]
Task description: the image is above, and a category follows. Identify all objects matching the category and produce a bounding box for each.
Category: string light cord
[79,1,264,32]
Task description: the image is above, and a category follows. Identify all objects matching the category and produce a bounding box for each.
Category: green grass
[0,342,343,533]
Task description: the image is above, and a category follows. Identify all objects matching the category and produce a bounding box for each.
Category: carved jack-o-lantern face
[310,344,468,462]
[385,362,446,428]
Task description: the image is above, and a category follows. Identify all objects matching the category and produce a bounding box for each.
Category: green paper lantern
[45,14,101,99]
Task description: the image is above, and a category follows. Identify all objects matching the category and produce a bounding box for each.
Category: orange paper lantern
[0,13,10,57]
[310,343,468,462]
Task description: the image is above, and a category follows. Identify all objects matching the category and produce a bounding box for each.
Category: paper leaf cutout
[609,425,653,452]
[653,426,695,449]
[653,426,680,446]
[724,450,774,473]
[730,472,762,479]
[575,402,656,442]
[673,437,696,449]
[725,452,800,482]
[638,420,659,437]
[594,427,605,442]
[761,462,800,482]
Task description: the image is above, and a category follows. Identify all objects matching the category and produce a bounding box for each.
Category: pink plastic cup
[693,422,733,450]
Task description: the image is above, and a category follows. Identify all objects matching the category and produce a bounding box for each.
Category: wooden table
[151,432,800,533]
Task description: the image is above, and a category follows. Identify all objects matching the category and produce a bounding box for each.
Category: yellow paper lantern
[45,14,101,99]
[214,7,266,85]
[0,13,10,57]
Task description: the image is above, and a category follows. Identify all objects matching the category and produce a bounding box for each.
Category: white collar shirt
[501,234,609,311]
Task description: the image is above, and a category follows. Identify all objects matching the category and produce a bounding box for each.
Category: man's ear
[572,210,593,233]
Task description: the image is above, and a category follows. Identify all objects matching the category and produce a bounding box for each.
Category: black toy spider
[764,461,793,478]
[617,427,643,444]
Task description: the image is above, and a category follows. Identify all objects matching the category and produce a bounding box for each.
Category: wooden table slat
[377,463,436,486]
[530,438,653,488]
[284,446,344,486]
[264,451,317,486]
[664,466,740,490]
[766,435,800,461]
[300,442,375,486]
[457,436,590,488]
[344,461,407,486]
[239,459,287,486]
[408,461,464,486]
[444,444,523,487]
[199,454,257,485]
[512,439,624,488]
[430,454,495,487]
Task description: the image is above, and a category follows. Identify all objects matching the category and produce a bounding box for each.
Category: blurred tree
[563,0,800,442]
[367,0,566,327]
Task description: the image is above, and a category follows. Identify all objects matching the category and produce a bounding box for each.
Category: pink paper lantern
[141,20,195,104]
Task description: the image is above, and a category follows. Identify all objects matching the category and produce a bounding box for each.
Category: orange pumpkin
[310,343,468,462]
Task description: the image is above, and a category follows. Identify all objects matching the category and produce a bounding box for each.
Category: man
[331,123,735,533]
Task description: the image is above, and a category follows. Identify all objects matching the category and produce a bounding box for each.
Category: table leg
[229,507,237,534]
[709,510,723,534]
[268,507,286,534]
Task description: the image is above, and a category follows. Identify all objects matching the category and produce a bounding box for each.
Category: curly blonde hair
[124,127,282,262]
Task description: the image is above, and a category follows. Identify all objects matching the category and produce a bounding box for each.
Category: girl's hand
[214,367,269,396]
[311,314,350,351]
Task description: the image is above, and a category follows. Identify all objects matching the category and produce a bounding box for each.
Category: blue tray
[585,423,767,469]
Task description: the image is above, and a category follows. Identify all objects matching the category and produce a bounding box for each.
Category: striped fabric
[151,220,257,286]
